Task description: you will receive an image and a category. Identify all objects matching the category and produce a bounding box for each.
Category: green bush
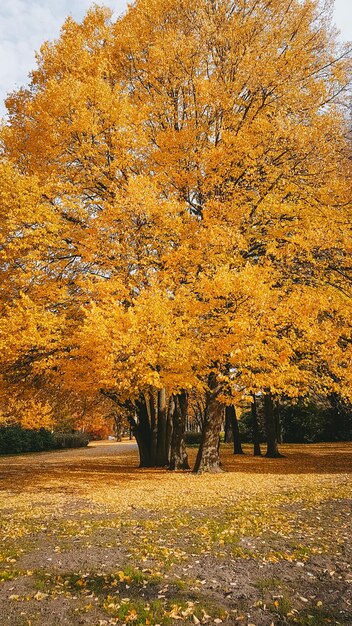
[0,425,22,454]
[277,397,352,443]
[238,395,352,445]
[53,432,90,449]
[237,411,266,443]
[0,426,56,455]
[0,426,90,455]
[184,431,202,445]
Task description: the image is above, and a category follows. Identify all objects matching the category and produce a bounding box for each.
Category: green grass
[35,567,163,596]
[292,606,346,625]
[256,576,283,591]
[0,569,22,582]
[103,598,229,625]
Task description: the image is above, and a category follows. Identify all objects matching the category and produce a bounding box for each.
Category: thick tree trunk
[193,373,223,473]
[251,394,262,456]
[226,405,244,455]
[169,391,190,470]
[275,410,282,444]
[134,398,153,467]
[99,391,157,468]
[134,430,151,467]
[156,388,168,466]
[146,392,158,466]
[264,391,283,458]
[224,408,234,443]
[166,395,174,463]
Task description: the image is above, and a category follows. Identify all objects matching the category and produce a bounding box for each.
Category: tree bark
[156,388,168,466]
[134,398,153,467]
[146,392,158,466]
[169,391,190,470]
[99,391,160,468]
[224,407,234,443]
[226,405,244,454]
[113,414,123,441]
[166,395,174,463]
[193,372,223,473]
[251,394,262,456]
[264,391,283,458]
[275,409,282,444]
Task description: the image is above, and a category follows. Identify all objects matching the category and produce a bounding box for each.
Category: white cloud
[0,0,351,120]
[333,0,352,42]
[0,0,127,118]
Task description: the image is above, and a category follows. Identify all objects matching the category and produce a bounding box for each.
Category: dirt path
[0,441,139,485]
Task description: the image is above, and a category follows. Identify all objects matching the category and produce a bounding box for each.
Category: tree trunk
[193,372,223,473]
[328,393,343,441]
[134,429,152,467]
[113,414,123,441]
[166,395,174,463]
[251,394,262,456]
[134,398,153,467]
[275,410,282,444]
[156,388,168,466]
[264,391,283,458]
[169,391,190,470]
[146,392,158,466]
[226,405,244,455]
[224,407,234,443]
[99,391,155,468]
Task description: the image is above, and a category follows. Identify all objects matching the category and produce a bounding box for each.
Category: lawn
[0,442,351,625]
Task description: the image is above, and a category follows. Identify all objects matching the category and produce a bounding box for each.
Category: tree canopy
[0,0,351,469]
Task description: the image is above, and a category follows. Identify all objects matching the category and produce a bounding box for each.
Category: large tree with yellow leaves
[1,0,351,470]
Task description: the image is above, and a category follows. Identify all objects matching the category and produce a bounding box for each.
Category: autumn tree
[1,0,351,471]
[113,0,352,468]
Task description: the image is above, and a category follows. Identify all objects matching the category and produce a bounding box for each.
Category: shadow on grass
[0,443,351,493]
[220,442,352,475]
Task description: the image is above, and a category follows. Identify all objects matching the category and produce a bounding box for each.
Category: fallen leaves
[34,591,48,601]
[0,442,351,625]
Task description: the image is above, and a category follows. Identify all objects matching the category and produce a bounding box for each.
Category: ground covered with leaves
[0,442,351,626]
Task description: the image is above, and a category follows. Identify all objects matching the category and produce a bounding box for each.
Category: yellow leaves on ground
[0,442,351,624]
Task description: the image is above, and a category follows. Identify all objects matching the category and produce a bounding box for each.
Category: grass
[293,607,345,625]
[0,570,22,582]
[255,576,283,591]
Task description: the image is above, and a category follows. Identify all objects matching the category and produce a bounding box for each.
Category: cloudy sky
[0,0,351,118]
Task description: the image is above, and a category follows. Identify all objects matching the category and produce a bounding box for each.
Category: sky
[0,0,351,118]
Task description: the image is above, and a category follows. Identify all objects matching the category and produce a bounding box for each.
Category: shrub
[53,432,90,449]
[0,426,90,455]
[0,425,22,454]
[0,426,56,455]
[184,431,202,445]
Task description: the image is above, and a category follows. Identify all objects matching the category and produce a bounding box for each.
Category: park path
[0,440,140,489]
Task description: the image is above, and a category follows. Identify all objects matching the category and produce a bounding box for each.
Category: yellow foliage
[0,0,351,425]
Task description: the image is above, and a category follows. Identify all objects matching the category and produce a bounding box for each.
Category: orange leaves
[0,396,53,430]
